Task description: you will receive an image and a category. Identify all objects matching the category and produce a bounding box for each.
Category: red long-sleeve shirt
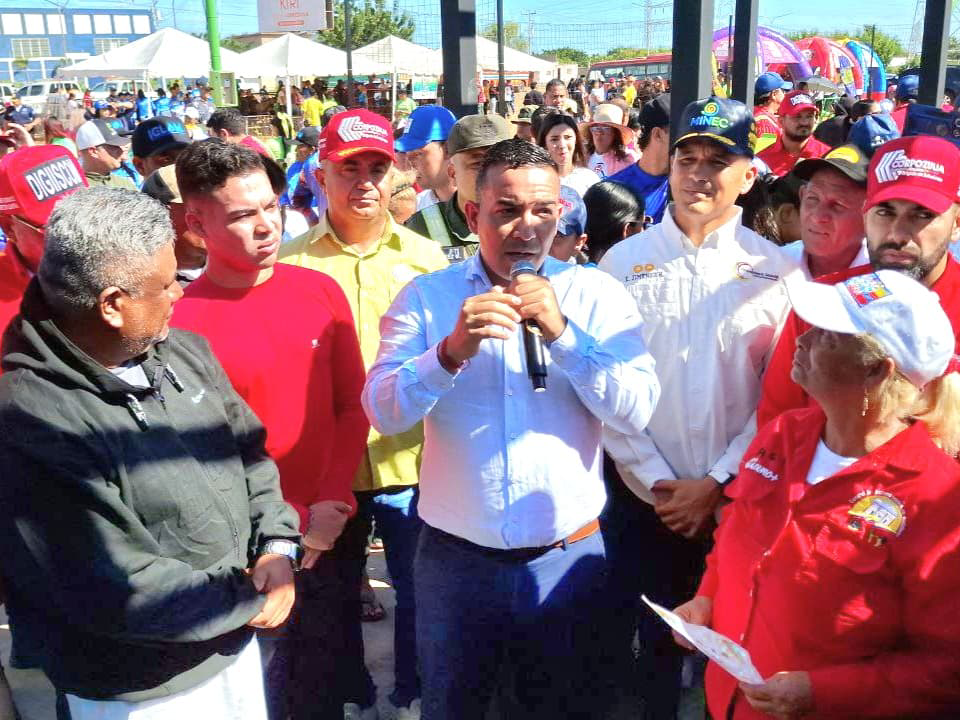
[699,408,960,719]
[172,264,369,530]
[0,250,30,375]
[757,134,831,176]
[757,256,960,428]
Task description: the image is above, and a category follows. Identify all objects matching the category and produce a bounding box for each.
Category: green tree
[596,46,648,61]
[222,36,257,53]
[480,21,530,53]
[540,47,590,66]
[320,0,415,50]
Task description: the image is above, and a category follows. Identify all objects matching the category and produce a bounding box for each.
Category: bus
[587,53,672,82]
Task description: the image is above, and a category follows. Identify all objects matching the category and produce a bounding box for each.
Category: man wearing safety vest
[405,114,512,263]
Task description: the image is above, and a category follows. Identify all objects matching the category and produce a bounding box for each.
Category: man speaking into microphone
[362,138,660,720]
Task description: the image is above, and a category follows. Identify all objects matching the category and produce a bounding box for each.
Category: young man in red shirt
[0,145,87,346]
[757,91,831,176]
[752,71,792,145]
[757,134,960,427]
[172,140,371,720]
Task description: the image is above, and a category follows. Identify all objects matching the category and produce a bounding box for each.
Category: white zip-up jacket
[599,206,801,503]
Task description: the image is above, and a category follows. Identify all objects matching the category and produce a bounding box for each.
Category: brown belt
[430,518,600,562]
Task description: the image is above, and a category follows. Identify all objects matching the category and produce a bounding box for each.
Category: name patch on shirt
[735,262,779,282]
[629,263,665,282]
[847,490,906,545]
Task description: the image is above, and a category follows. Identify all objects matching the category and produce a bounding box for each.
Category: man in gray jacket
[0,186,301,719]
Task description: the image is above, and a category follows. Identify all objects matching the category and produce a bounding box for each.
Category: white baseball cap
[786,270,954,388]
[75,119,131,151]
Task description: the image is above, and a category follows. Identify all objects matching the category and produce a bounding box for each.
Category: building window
[12,38,51,58]
[73,14,91,34]
[93,38,127,54]
[93,14,112,34]
[132,15,151,34]
[1,13,23,35]
[46,14,64,34]
[112,14,131,34]
[23,14,44,34]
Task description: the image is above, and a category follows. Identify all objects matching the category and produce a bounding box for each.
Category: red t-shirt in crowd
[757,134,831,176]
[752,107,780,140]
[171,264,369,530]
[756,256,960,428]
[0,250,30,375]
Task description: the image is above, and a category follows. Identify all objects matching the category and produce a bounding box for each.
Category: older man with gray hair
[0,186,301,719]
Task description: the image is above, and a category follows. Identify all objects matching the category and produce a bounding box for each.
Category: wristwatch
[707,470,733,485]
[259,539,303,571]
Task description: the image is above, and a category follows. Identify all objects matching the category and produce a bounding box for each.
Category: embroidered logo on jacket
[744,456,779,482]
[847,490,906,543]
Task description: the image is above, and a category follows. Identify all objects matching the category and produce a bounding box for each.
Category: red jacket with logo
[757,256,960,428]
[698,408,960,719]
[0,250,30,375]
[757,134,831,177]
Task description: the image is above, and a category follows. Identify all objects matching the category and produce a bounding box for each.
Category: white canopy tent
[236,33,391,115]
[474,36,556,80]
[56,27,243,80]
[353,35,442,75]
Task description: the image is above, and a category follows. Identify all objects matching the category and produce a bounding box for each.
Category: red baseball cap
[318,109,395,163]
[780,91,817,117]
[866,136,960,215]
[0,145,87,227]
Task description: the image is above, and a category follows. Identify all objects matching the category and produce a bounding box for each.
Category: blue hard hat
[394,105,457,153]
[896,74,919,101]
[754,71,793,97]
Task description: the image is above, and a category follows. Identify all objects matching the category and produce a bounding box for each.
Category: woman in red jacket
[674,269,960,719]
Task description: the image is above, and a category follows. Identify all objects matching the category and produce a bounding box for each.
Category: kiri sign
[258,0,327,32]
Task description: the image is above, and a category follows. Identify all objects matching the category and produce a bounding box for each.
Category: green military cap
[446,114,512,155]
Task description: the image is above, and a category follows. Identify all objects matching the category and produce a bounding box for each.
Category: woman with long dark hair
[537,112,599,199]
[582,180,645,265]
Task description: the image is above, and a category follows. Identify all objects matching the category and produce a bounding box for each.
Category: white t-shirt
[561,166,600,200]
[805,439,858,486]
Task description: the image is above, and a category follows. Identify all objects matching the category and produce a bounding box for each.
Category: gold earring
[861,391,870,417]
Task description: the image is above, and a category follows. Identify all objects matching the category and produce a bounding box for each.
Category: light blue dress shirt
[362,254,660,549]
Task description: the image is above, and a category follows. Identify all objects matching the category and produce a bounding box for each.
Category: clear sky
[3,0,929,51]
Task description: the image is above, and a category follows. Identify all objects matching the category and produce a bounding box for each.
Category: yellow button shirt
[623,85,637,109]
[302,96,323,127]
[279,213,448,492]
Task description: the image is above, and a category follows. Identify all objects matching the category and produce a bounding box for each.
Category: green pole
[204,0,223,106]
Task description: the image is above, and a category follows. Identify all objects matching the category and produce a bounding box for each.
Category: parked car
[88,79,156,101]
[17,80,82,113]
[0,84,16,104]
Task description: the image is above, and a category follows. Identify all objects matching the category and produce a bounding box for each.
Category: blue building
[0,7,153,83]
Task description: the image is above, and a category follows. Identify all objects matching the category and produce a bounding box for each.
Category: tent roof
[474,37,555,77]
[236,33,390,78]
[354,35,442,74]
[57,27,243,78]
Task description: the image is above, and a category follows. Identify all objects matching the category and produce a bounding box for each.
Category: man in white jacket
[598,96,800,718]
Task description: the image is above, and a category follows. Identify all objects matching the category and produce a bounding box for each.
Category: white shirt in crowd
[415,188,441,212]
[599,206,801,502]
[362,254,660,549]
[805,439,857,486]
[561,166,601,200]
[781,237,871,279]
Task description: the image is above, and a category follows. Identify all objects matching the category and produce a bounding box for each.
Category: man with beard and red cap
[758,134,960,427]
[758,91,831,176]
[0,145,87,343]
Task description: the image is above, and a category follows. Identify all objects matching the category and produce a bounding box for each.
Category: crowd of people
[0,50,958,720]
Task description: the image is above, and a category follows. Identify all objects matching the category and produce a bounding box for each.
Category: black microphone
[510,260,548,392]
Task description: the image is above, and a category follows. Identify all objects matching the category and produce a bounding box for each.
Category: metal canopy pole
[497,0,506,117]
[918,0,950,106]
[345,0,355,107]
[731,0,759,106]
[669,0,714,143]
[440,0,478,118]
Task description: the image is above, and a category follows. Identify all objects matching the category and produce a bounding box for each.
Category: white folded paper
[642,595,764,685]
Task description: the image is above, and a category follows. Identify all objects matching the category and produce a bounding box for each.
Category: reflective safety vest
[422,203,479,264]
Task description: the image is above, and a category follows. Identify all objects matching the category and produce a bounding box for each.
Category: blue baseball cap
[755,71,793,97]
[674,97,757,158]
[93,99,109,110]
[848,112,900,157]
[557,185,587,237]
[896,74,919,101]
[394,105,457,153]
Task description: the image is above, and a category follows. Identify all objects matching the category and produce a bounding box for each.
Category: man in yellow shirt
[280,108,446,720]
[623,75,637,108]
[301,93,323,127]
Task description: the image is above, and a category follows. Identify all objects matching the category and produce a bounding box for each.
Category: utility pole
[203,0,223,106]
[345,0,354,107]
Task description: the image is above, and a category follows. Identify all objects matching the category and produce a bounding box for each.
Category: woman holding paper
[673,270,960,719]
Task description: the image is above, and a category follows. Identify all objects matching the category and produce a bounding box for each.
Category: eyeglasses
[11,214,43,235]
[589,126,613,135]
